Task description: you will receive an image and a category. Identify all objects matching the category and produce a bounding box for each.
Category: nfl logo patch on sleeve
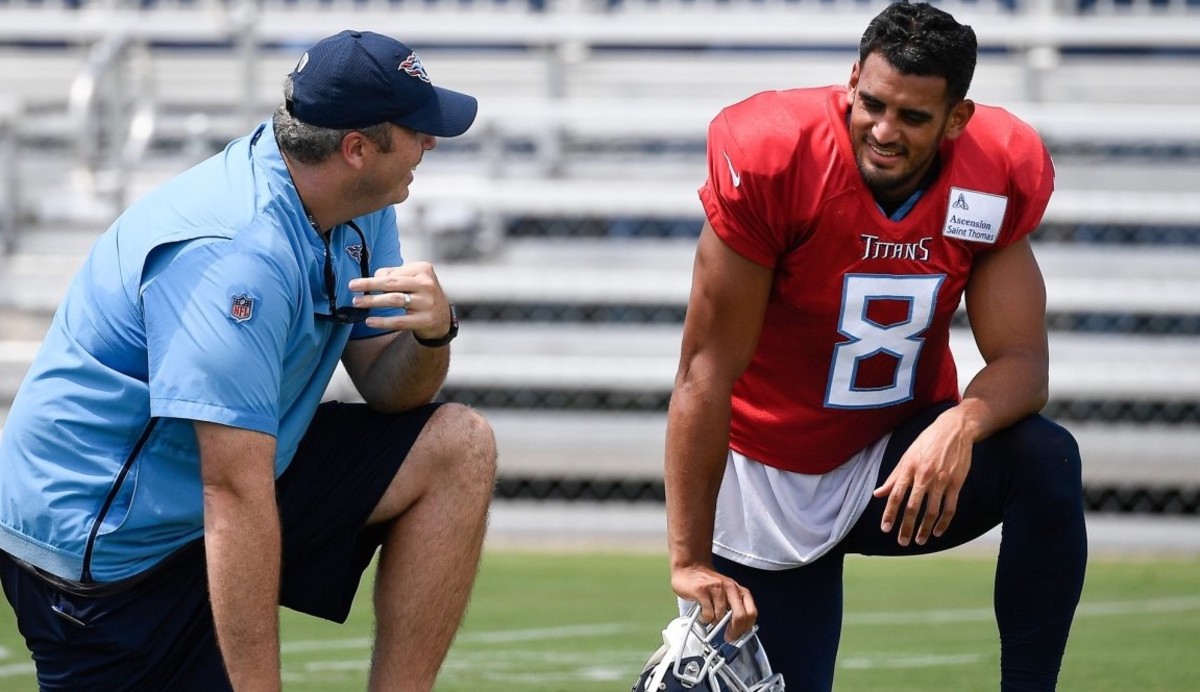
[229,294,255,323]
[942,187,1007,244]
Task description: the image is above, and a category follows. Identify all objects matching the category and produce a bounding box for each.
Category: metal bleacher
[1,0,1199,514]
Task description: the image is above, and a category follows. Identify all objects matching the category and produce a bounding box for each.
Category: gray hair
[273,75,394,164]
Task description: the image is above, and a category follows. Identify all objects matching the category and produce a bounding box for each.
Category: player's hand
[348,262,453,340]
[872,408,974,546]
[671,564,757,641]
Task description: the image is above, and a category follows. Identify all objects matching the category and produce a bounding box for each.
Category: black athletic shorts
[0,400,442,691]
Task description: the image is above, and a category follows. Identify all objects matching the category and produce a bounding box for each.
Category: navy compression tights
[715,407,1087,692]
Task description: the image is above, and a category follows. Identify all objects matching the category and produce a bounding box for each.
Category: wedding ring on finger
[402,292,412,310]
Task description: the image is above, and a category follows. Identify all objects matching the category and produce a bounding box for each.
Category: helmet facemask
[633,606,786,692]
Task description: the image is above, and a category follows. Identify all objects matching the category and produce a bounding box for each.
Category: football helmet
[632,606,785,692]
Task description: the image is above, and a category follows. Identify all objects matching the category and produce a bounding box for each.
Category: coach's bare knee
[370,404,496,523]
[427,403,497,494]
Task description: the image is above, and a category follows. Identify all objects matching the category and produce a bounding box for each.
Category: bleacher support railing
[0,104,17,254]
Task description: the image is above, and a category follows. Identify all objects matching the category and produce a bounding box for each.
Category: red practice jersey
[699,86,1054,474]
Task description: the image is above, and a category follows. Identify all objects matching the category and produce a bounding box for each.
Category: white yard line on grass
[281,623,635,657]
[846,595,1200,626]
[0,664,34,679]
[278,595,1200,658]
[0,647,34,680]
[840,653,984,670]
[8,596,1195,680]
[458,623,634,643]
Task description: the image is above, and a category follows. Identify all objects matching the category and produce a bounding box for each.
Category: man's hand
[342,261,453,412]
[873,406,975,546]
[671,564,757,641]
[349,261,453,340]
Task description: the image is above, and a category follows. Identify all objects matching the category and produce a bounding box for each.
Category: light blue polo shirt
[0,122,404,582]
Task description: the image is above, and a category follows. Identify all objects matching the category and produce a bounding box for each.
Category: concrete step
[485,503,1200,557]
[0,308,51,339]
[471,410,1200,487]
[6,235,1200,315]
[2,382,1194,488]
[425,326,1200,401]
[6,314,1200,406]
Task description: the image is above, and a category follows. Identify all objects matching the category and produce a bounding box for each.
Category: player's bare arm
[874,237,1050,545]
[666,222,772,640]
[341,262,453,412]
[196,421,282,692]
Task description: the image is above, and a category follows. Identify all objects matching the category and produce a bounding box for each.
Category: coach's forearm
[357,335,449,412]
[204,490,282,691]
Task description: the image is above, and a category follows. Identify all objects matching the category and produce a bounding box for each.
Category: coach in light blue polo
[0,122,396,582]
[1,30,493,690]
[0,31,477,584]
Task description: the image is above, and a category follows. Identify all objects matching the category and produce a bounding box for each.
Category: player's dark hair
[858,1,978,103]
[273,75,393,164]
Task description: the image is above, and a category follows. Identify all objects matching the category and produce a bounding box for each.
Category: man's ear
[944,99,976,140]
[848,61,861,93]
[340,131,369,169]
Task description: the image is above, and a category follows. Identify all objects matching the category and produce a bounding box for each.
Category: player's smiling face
[847,52,973,206]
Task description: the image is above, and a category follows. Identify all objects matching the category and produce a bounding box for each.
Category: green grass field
[1,550,1197,690]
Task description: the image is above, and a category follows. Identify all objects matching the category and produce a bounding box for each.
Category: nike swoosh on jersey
[723,150,742,188]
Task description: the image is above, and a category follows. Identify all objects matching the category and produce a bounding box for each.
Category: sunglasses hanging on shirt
[315,219,371,324]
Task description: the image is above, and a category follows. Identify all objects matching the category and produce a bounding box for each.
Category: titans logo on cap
[399,52,431,83]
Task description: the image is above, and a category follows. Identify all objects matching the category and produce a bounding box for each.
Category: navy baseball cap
[286,30,478,137]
